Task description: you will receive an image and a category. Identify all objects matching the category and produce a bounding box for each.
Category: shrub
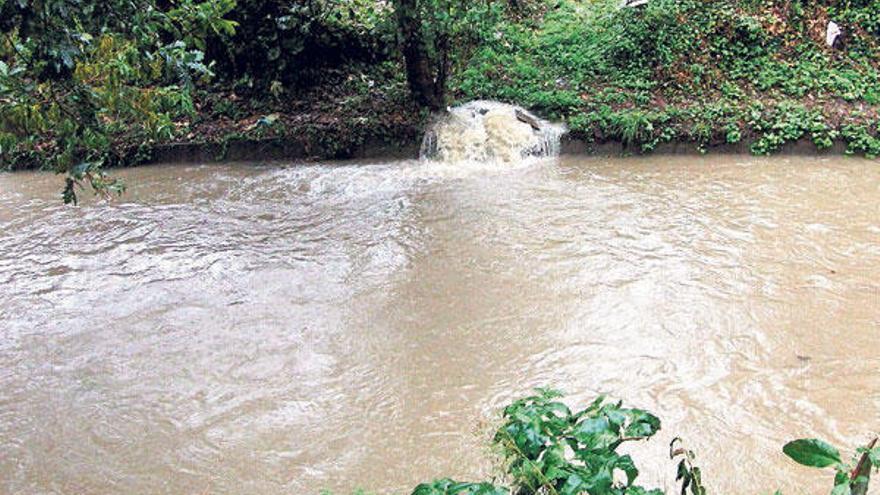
[412,390,879,495]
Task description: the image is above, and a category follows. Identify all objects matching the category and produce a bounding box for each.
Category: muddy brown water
[1,155,879,495]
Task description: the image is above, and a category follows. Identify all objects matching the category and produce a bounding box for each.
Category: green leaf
[782,439,842,468]
[615,454,639,485]
[411,479,508,495]
[542,444,569,481]
[560,472,587,495]
[624,409,661,438]
[572,416,619,451]
[830,482,849,495]
[676,460,689,481]
[689,467,706,495]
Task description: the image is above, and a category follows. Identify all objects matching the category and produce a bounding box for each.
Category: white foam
[420,101,567,163]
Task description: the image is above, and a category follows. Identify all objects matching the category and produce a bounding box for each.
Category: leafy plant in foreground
[495,389,662,495]
[411,390,879,495]
[669,438,706,495]
[783,437,879,495]
[413,389,664,495]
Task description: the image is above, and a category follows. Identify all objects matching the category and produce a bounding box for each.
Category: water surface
[1,155,878,494]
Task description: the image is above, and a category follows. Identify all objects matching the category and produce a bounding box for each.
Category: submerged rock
[515,109,541,131]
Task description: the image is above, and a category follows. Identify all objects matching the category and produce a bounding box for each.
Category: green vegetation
[0,0,237,202]
[452,0,880,156]
[408,389,879,495]
[2,0,880,202]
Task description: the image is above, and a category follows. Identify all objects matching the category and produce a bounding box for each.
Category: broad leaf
[411,479,508,495]
[615,454,639,485]
[572,416,619,451]
[624,409,661,438]
[782,439,841,468]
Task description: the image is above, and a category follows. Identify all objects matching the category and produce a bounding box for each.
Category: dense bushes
[201,0,506,92]
[0,0,520,201]
[453,0,880,154]
[204,0,397,90]
[0,0,237,202]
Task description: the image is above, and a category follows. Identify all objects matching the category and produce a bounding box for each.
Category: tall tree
[393,0,446,111]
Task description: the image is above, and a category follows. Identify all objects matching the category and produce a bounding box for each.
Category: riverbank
[4,87,876,171]
[139,133,858,166]
[2,64,427,171]
[4,0,880,173]
[11,90,876,170]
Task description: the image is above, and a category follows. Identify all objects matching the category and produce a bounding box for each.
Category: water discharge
[0,155,879,495]
[420,101,567,162]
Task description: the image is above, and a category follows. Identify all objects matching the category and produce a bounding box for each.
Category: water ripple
[0,156,878,494]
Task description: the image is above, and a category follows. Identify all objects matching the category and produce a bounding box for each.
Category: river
[0,155,878,494]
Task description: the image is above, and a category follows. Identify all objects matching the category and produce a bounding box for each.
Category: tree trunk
[393,0,445,111]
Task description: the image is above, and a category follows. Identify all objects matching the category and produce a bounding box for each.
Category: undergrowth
[451,0,880,156]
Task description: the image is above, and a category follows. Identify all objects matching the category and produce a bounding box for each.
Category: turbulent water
[420,101,567,162]
[1,155,879,495]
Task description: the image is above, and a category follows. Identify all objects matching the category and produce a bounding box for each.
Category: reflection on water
[0,155,878,494]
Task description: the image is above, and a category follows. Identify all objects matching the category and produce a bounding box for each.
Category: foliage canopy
[0,0,237,203]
